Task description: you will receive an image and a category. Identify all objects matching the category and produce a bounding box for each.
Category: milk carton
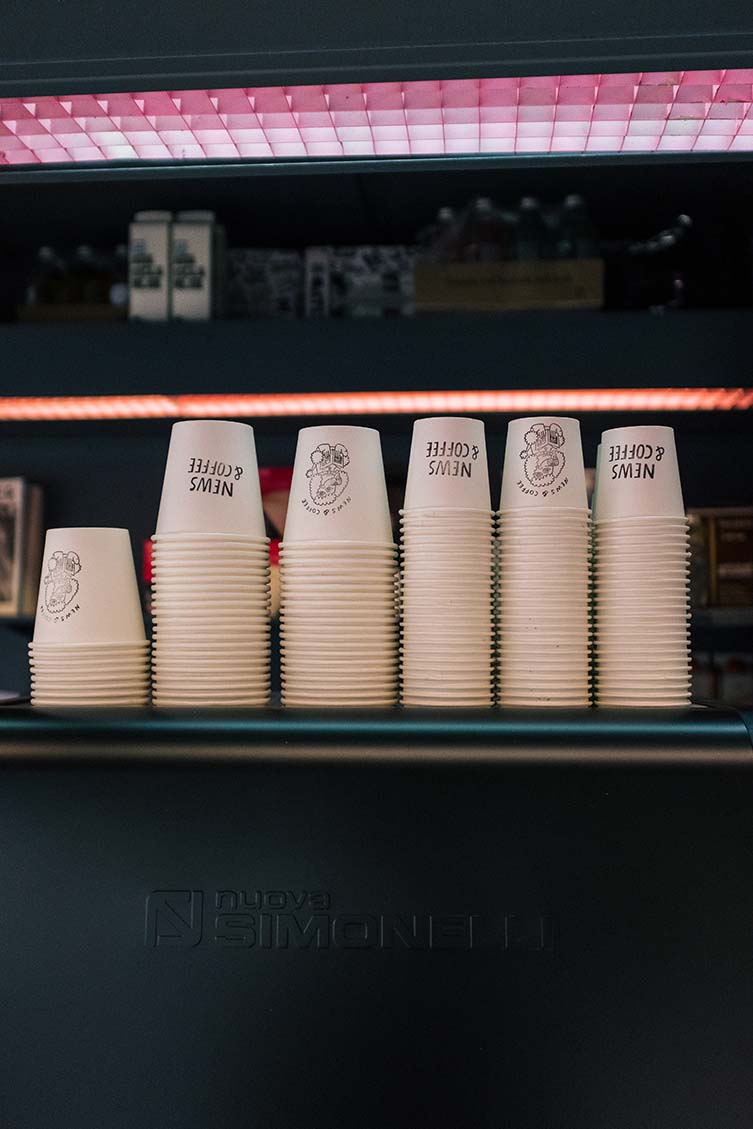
[171,211,225,320]
[128,211,172,321]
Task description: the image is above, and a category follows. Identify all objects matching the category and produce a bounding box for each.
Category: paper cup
[402,418,490,510]
[154,421,264,536]
[283,425,392,543]
[32,528,146,646]
[593,425,684,521]
[499,417,587,512]
[280,542,397,556]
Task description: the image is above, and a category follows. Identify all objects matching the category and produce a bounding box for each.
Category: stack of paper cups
[280,425,398,707]
[400,418,494,707]
[29,527,150,706]
[151,420,271,708]
[497,417,591,706]
[593,425,690,706]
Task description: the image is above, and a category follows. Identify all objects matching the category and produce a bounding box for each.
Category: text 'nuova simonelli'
[145,889,552,952]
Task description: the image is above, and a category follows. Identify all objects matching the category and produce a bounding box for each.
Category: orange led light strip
[0,388,749,421]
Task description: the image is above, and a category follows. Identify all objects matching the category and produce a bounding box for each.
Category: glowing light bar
[0,388,749,421]
[4,70,753,165]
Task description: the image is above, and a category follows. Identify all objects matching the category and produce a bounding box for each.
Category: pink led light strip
[0,388,749,421]
[3,71,753,165]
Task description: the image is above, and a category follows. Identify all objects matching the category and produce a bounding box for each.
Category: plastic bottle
[417,207,459,263]
[460,197,512,262]
[557,194,598,259]
[515,197,547,261]
[26,247,64,305]
[109,244,129,308]
[70,245,109,304]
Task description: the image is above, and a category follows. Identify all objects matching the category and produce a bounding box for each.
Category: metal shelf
[0,704,749,764]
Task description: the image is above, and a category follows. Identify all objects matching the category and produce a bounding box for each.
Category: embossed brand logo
[144,889,553,952]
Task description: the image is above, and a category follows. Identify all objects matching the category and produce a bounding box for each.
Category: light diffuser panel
[3,70,753,165]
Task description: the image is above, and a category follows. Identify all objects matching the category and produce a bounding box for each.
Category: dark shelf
[2,311,753,405]
[0,704,749,764]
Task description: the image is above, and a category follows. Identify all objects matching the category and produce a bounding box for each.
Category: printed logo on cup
[424,438,480,479]
[606,440,664,480]
[303,443,351,515]
[520,423,566,493]
[41,550,81,621]
[188,457,244,498]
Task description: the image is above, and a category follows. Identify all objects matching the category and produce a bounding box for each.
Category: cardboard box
[128,211,172,321]
[690,507,753,608]
[226,250,303,318]
[714,511,753,607]
[305,246,415,318]
[171,211,226,320]
[414,258,604,313]
[0,478,43,617]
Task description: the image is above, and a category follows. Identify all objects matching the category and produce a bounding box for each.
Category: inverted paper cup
[155,420,265,536]
[401,699,494,708]
[500,417,587,512]
[153,562,269,575]
[595,515,688,529]
[284,425,392,543]
[32,528,146,646]
[496,690,591,699]
[402,418,490,510]
[154,531,268,543]
[32,690,150,703]
[281,541,398,551]
[593,561,690,575]
[596,695,690,705]
[31,683,148,696]
[153,690,271,701]
[152,544,269,557]
[151,601,270,613]
[155,676,270,688]
[286,692,398,703]
[400,507,493,523]
[595,536,689,550]
[401,552,494,566]
[593,425,684,521]
[154,569,269,583]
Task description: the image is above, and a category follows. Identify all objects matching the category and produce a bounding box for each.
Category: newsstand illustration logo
[43,550,81,613]
[520,423,566,489]
[307,443,350,508]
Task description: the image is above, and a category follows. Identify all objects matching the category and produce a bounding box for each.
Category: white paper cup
[32,690,150,699]
[284,425,392,543]
[593,425,684,521]
[402,417,490,510]
[498,698,589,707]
[595,515,688,529]
[280,542,396,556]
[287,693,398,704]
[499,417,587,512]
[595,691,691,701]
[153,542,269,554]
[153,591,270,605]
[153,690,271,700]
[32,528,146,646]
[153,557,270,571]
[155,420,265,536]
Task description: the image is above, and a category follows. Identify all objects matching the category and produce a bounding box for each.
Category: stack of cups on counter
[280,425,398,707]
[400,417,495,707]
[151,420,271,708]
[497,417,591,707]
[29,527,150,707]
[592,425,690,706]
